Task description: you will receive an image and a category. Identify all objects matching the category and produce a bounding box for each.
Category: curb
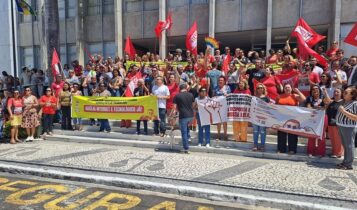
[46,134,342,165]
[0,162,353,210]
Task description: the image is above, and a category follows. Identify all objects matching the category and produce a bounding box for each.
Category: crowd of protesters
[0,40,356,169]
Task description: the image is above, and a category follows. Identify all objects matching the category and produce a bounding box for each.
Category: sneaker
[181,150,189,154]
[206,144,210,148]
[160,133,165,137]
[25,137,31,142]
[188,138,192,142]
[47,132,53,136]
[105,130,112,133]
[198,144,202,147]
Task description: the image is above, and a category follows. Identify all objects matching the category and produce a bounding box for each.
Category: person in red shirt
[7,90,24,144]
[51,75,65,98]
[166,73,180,125]
[72,60,83,77]
[39,88,58,136]
[326,41,339,59]
[254,67,282,101]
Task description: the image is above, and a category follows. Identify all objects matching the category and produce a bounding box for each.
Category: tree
[44,0,59,82]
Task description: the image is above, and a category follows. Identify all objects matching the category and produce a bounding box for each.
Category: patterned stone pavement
[0,140,356,202]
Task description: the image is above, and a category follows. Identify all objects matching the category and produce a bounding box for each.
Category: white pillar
[114,0,124,58]
[76,0,85,65]
[159,0,166,59]
[208,0,215,38]
[266,0,272,54]
[331,0,341,45]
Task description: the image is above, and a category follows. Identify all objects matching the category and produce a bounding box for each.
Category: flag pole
[154,37,157,55]
[10,0,18,89]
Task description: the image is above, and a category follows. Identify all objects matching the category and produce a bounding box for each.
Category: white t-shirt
[313,66,324,76]
[329,70,347,89]
[152,84,170,109]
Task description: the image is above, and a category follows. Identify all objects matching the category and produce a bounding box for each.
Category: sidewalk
[46,121,344,165]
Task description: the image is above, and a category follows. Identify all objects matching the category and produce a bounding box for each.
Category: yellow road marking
[83,193,142,210]
[44,188,104,210]
[6,184,69,205]
[148,201,176,210]
[0,180,37,192]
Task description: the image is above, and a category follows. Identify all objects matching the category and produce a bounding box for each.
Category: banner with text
[200,94,325,138]
[71,96,158,120]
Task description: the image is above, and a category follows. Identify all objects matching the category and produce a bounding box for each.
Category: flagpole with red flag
[51,48,62,79]
[186,21,198,56]
[344,22,357,47]
[124,36,136,60]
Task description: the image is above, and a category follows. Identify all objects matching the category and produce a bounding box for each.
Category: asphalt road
[0,172,249,210]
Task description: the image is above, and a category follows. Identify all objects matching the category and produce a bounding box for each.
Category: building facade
[2,0,357,75]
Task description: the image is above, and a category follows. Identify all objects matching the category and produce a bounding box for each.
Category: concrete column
[330,0,341,46]
[208,0,215,38]
[114,0,124,58]
[266,0,272,54]
[38,0,48,71]
[159,0,166,59]
[76,0,85,65]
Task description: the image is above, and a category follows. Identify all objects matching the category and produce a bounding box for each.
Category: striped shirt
[336,101,357,127]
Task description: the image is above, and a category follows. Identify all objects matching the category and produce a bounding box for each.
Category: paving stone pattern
[0,141,356,202]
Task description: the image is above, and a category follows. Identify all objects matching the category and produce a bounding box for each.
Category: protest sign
[197,96,228,126]
[71,95,158,120]
[201,94,325,138]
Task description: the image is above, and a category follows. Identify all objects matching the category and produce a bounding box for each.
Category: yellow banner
[234,63,282,71]
[71,96,158,120]
[125,61,188,70]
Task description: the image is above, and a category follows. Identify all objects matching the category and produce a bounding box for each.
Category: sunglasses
[257,87,264,89]
[25,89,31,91]
[46,90,52,92]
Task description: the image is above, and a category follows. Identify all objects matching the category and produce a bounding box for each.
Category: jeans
[0,119,3,139]
[253,124,266,146]
[179,117,193,150]
[61,106,72,130]
[99,119,111,132]
[43,114,54,133]
[196,113,210,145]
[136,120,148,134]
[154,108,166,134]
[72,118,82,126]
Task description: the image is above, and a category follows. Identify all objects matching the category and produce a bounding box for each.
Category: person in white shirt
[310,57,324,76]
[329,60,347,89]
[152,76,170,137]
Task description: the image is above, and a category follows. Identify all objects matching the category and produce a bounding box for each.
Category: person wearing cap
[174,48,183,62]
[7,90,24,144]
[194,87,211,147]
[39,88,58,136]
[173,84,195,153]
[96,83,111,133]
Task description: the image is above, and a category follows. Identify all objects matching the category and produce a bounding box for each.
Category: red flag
[222,53,231,75]
[124,36,136,60]
[83,47,95,63]
[186,21,198,56]
[344,22,357,47]
[154,21,165,38]
[154,12,173,38]
[124,71,142,97]
[291,19,328,67]
[275,70,300,87]
[291,18,325,48]
[51,48,62,77]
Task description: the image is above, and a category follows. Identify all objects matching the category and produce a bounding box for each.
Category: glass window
[87,0,101,16]
[21,47,34,68]
[168,0,187,8]
[66,0,77,18]
[104,42,116,59]
[144,0,159,10]
[125,0,142,12]
[87,43,102,62]
[60,45,67,65]
[21,0,33,22]
[103,0,114,14]
[191,0,208,4]
[58,0,65,20]
[34,46,41,68]
[67,44,77,64]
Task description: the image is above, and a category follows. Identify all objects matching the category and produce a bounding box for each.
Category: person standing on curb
[172,84,195,154]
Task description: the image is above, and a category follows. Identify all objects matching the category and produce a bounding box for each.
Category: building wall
[9,0,357,71]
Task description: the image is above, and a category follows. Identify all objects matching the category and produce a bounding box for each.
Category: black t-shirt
[257,96,270,103]
[306,96,325,108]
[246,68,265,93]
[173,92,194,119]
[326,99,344,126]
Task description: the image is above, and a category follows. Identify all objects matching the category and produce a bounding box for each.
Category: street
[0,173,242,210]
[0,140,356,209]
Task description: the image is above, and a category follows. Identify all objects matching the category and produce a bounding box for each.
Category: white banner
[197,96,227,126]
[199,94,325,139]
